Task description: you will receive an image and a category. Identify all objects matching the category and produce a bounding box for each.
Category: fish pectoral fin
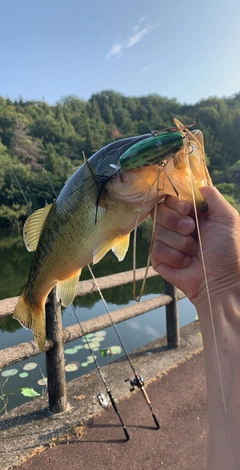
[93,234,130,264]
[93,238,118,264]
[56,270,82,307]
[23,204,53,252]
[13,289,46,352]
[111,234,130,261]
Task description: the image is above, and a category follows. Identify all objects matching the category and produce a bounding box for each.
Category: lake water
[0,225,197,414]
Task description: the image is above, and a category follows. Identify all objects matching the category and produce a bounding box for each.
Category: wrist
[195,280,240,333]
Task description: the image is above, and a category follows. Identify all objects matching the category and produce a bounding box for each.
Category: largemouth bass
[13,124,212,351]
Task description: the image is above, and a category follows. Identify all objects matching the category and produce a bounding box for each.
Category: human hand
[151,186,240,307]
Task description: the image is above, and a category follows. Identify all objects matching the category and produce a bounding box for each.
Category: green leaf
[37,378,48,386]
[21,387,40,398]
[108,346,121,355]
[23,362,38,371]
[65,364,78,372]
[64,348,78,355]
[100,348,108,357]
[74,345,84,350]
[1,368,18,377]
[19,372,29,378]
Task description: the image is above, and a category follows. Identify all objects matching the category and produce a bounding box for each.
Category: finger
[151,239,193,270]
[155,202,196,235]
[154,224,198,257]
[164,195,192,216]
[200,186,239,223]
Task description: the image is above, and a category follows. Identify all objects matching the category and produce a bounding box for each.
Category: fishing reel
[97,392,110,410]
[125,374,144,392]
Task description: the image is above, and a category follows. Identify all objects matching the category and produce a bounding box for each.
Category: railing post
[164,280,180,348]
[45,287,67,413]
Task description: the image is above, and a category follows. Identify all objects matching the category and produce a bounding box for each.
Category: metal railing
[0,267,185,413]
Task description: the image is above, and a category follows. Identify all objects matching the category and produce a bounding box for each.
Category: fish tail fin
[13,289,46,352]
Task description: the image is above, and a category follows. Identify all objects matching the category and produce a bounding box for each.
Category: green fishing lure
[119,131,184,169]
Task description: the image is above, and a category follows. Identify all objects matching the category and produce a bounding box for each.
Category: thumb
[200,186,237,223]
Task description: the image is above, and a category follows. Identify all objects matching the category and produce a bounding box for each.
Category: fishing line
[10,167,32,215]
[186,136,234,461]
[42,167,58,198]
[87,264,160,429]
[132,164,165,302]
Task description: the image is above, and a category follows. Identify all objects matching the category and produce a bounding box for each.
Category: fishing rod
[70,304,130,440]
[87,265,160,430]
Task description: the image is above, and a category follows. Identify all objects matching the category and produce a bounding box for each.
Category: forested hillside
[1,90,240,226]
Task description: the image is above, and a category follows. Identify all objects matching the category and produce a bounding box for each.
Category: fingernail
[177,217,195,234]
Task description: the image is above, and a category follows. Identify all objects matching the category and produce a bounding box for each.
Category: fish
[13,122,212,351]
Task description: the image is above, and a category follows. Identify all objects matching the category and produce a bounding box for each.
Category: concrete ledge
[0,321,202,470]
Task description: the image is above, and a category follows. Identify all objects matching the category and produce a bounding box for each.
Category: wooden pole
[164,280,180,348]
[45,288,67,413]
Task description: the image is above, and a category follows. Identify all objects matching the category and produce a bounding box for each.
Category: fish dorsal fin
[23,204,53,252]
[56,270,82,307]
[111,234,130,261]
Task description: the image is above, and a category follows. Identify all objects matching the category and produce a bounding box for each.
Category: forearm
[196,284,240,470]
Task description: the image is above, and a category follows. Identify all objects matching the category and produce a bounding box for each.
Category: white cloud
[127,24,156,48]
[106,17,159,60]
[106,42,124,60]
[141,62,157,73]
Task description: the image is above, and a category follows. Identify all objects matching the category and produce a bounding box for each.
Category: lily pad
[64,348,78,355]
[94,336,105,342]
[85,333,95,339]
[87,355,97,361]
[1,368,18,377]
[74,345,83,351]
[23,362,38,371]
[88,341,100,349]
[65,363,79,372]
[19,372,29,378]
[81,362,89,367]
[95,331,106,337]
[37,378,48,386]
[108,346,121,355]
[21,387,40,398]
[100,346,121,357]
[83,344,90,350]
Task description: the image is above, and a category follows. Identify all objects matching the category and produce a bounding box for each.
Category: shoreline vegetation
[1,90,240,227]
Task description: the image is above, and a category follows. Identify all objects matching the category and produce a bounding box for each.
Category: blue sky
[1,0,240,105]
